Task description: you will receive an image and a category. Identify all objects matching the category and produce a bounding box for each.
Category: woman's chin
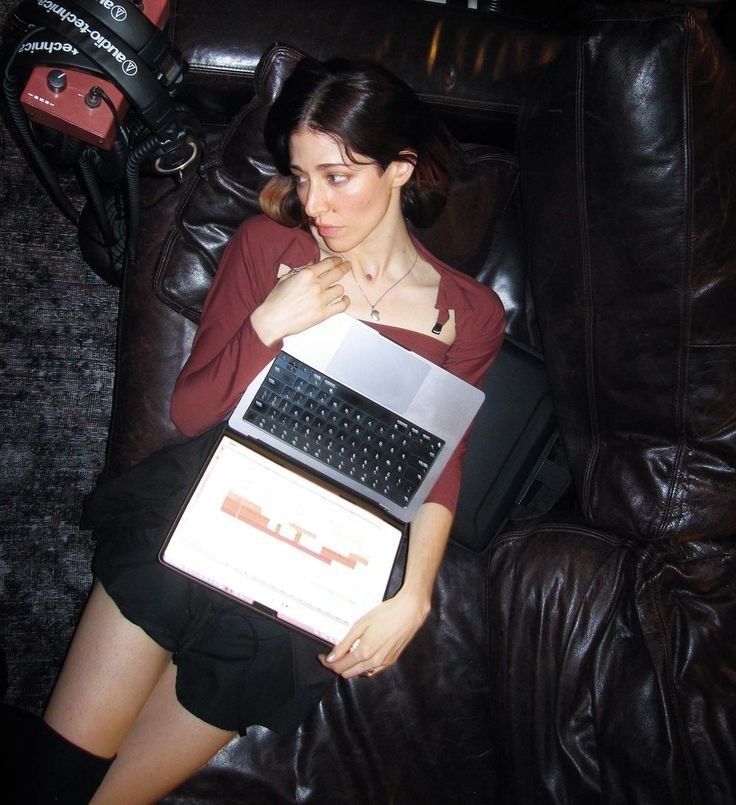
[311,225,349,255]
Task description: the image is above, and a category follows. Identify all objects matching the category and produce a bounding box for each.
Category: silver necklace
[350,251,419,322]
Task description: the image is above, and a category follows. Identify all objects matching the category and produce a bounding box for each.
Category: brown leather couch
[486,3,736,801]
[9,0,736,802]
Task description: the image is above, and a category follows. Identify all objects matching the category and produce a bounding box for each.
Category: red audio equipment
[20,0,170,150]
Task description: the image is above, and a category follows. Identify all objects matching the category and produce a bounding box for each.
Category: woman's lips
[316,224,342,239]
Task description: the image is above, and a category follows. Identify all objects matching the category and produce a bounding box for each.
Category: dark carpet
[0,0,118,713]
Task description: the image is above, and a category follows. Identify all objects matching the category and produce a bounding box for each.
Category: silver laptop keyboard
[242,353,444,508]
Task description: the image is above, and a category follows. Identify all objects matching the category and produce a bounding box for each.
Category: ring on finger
[363,667,377,677]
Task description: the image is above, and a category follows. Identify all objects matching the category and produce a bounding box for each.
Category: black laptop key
[242,353,445,508]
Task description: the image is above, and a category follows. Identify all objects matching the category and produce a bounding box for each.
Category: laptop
[229,312,485,523]
[160,313,484,645]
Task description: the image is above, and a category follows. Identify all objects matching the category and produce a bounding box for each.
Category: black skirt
[82,426,334,736]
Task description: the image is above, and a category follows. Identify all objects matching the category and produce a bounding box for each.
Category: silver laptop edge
[228,314,485,522]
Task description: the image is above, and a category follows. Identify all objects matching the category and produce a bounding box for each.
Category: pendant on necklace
[370,308,381,322]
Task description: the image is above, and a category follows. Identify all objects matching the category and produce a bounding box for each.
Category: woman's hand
[319,502,454,679]
[250,255,351,347]
[318,589,431,679]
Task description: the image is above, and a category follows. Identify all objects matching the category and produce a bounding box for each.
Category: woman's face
[289,126,407,253]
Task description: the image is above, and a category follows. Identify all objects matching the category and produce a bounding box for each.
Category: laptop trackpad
[327,325,430,413]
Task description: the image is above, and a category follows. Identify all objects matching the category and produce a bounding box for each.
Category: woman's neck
[321,226,418,285]
[351,237,418,283]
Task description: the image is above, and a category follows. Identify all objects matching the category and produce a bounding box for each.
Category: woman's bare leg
[43,580,172,758]
[91,662,236,804]
[41,581,235,801]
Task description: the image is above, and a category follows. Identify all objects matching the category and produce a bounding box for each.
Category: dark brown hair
[260,57,453,227]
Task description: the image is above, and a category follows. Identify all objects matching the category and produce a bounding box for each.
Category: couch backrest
[171,0,565,139]
[520,2,736,541]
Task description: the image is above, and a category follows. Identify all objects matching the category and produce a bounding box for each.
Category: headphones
[3,0,201,282]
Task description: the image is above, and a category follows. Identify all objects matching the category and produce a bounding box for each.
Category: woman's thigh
[44,580,172,757]
[91,662,236,804]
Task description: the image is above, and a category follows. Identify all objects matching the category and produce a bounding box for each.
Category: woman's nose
[303,182,329,217]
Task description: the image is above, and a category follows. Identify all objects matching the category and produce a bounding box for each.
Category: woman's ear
[390,154,416,188]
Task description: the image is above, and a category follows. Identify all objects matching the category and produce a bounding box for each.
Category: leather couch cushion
[154,44,519,323]
[486,516,736,802]
[519,5,736,540]
[171,0,565,131]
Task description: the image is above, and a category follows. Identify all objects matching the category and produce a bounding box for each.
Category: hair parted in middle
[260,56,454,228]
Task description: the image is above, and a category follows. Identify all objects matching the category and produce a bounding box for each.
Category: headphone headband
[62,0,180,80]
[12,29,101,74]
[13,29,98,70]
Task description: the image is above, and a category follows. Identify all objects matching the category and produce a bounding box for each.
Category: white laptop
[160,313,484,645]
[229,313,485,522]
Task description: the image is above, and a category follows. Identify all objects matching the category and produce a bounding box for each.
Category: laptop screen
[160,433,404,646]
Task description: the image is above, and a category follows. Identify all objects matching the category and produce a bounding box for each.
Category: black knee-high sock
[20,718,114,804]
[1,704,42,804]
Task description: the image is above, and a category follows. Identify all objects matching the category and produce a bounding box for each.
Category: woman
[29,56,505,803]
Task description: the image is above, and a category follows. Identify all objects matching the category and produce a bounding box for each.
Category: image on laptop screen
[160,434,405,645]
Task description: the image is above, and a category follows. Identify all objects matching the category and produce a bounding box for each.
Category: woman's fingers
[326,283,348,305]
[317,594,429,679]
[316,258,351,287]
[318,625,389,679]
[252,257,351,345]
[287,258,350,313]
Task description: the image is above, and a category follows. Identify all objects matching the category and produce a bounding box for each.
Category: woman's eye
[328,174,348,185]
[293,174,308,186]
